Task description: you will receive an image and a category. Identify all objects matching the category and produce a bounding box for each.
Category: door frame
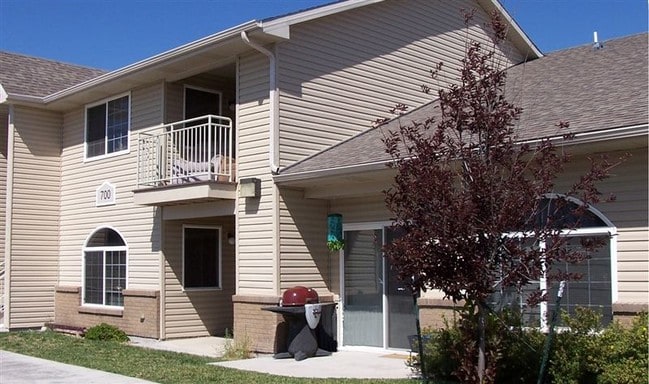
[339,221,410,351]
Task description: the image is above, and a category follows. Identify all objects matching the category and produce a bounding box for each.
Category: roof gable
[0,51,106,98]
[280,33,648,178]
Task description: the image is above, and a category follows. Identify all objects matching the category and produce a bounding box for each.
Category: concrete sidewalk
[213,350,415,379]
[0,350,157,384]
[130,336,414,379]
[129,336,226,358]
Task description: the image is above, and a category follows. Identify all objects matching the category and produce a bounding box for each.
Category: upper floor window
[83,227,127,307]
[86,94,130,159]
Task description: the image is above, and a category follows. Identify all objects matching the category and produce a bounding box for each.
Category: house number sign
[96,181,116,207]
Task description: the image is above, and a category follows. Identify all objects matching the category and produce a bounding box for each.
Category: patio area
[129,336,415,379]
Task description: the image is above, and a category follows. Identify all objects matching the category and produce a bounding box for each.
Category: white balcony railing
[137,115,234,188]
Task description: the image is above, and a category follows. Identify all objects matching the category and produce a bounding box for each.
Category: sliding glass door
[342,225,416,349]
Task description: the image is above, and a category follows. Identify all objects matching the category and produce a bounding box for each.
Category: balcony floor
[133,180,236,206]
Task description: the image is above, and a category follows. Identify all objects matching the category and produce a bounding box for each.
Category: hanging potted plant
[327,213,344,251]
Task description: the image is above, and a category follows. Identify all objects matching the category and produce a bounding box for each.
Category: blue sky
[0,0,647,70]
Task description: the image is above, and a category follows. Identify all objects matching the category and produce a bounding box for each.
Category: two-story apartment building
[1,0,646,354]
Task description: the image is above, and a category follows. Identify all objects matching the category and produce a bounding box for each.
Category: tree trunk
[477,302,486,383]
[413,293,427,382]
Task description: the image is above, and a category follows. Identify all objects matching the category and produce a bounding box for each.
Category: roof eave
[0,90,45,106]
[274,160,391,183]
[0,84,7,104]
[276,124,648,183]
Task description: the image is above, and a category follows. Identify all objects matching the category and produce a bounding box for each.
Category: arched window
[83,227,127,307]
[520,196,615,327]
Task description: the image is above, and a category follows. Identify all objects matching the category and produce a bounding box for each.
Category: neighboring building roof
[279,33,649,178]
[0,51,106,98]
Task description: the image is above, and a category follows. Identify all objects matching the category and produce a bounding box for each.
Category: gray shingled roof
[0,51,106,98]
[281,33,648,176]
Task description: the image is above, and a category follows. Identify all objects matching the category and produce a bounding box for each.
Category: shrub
[418,320,460,381]
[84,323,128,342]
[595,312,648,384]
[416,309,544,383]
[550,310,648,384]
[415,308,648,384]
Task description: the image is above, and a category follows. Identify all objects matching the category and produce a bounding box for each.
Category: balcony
[134,115,237,206]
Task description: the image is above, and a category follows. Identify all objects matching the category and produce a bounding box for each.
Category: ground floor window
[497,196,615,327]
[183,226,221,289]
[83,227,127,307]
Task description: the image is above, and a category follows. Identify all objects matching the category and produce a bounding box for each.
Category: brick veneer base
[232,295,283,354]
[612,303,648,326]
[418,298,462,329]
[418,299,648,329]
[54,286,160,338]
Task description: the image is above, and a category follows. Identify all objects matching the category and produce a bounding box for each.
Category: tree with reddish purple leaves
[383,10,626,384]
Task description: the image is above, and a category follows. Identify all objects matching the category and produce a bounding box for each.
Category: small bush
[222,328,252,360]
[550,310,648,384]
[84,323,128,342]
[415,308,648,384]
[417,320,460,380]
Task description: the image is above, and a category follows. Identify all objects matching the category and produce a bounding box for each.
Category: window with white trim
[183,226,221,289]
[83,228,127,307]
[86,94,130,159]
[496,197,615,327]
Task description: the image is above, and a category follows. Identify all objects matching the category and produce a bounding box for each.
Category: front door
[342,226,416,349]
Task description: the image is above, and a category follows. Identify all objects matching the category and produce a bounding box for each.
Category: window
[183,226,221,289]
[86,94,130,159]
[496,196,615,327]
[83,228,127,307]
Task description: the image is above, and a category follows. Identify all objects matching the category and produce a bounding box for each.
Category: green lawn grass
[0,330,416,384]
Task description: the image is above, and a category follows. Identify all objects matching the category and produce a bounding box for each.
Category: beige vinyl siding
[236,52,277,295]
[163,216,234,339]
[278,188,330,293]
[59,83,163,293]
[276,0,525,166]
[8,106,61,328]
[556,147,648,304]
[330,195,391,225]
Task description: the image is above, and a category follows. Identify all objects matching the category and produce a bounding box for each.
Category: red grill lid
[282,286,319,306]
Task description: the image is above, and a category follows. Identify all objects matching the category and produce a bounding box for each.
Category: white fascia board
[0,84,43,106]
[42,20,260,104]
[520,124,648,146]
[260,0,383,37]
[0,84,7,104]
[1,92,45,106]
[275,124,647,183]
[274,160,390,183]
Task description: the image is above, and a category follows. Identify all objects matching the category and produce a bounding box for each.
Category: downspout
[3,104,15,329]
[240,31,280,174]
